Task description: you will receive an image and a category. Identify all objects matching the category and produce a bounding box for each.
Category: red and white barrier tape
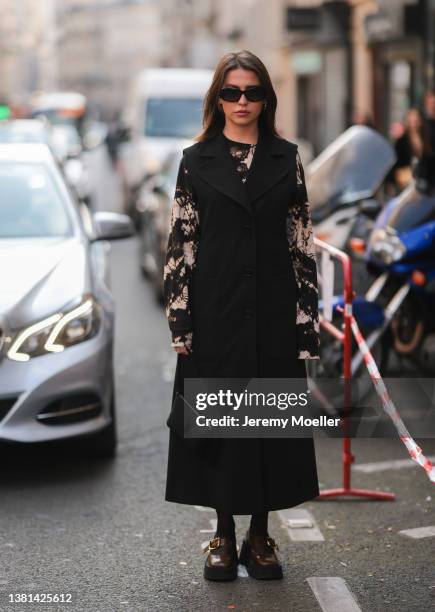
[349,312,435,484]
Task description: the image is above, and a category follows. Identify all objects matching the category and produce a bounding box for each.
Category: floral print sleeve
[286,150,320,359]
[163,154,200,351]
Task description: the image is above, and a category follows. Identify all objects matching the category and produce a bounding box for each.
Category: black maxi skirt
[165,348,320,515]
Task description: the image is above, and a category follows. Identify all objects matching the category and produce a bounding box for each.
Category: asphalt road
[0,148,433,612]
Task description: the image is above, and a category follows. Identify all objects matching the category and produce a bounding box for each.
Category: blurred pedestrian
[385,107,433,194]
[420,90,435,191]
[163,50,320,583]
[105,111,121,168]
[424,90,435,152]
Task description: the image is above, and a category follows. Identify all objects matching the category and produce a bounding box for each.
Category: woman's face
[219,68,265,128]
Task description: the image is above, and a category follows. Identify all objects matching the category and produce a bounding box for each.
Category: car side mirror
[92,211,135,240]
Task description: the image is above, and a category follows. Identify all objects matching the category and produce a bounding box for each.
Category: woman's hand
[174,345,190,355]
[171,331,193,355]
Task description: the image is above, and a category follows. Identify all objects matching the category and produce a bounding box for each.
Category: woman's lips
[235,111,249,116]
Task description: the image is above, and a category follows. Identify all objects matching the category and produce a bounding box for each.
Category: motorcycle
[309,177,435,399]
[306,125,396,262]
[362,180,435,375]
[306,130,435,414]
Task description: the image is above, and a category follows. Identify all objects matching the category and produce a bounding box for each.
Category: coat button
[244,268,254,277]
[243,308,254,319]
[242,223,252,230]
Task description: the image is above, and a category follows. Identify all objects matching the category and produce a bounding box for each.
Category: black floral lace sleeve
[163,154,200,350]
[286,150,320,359]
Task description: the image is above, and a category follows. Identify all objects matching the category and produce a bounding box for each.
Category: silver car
[0,119,52,146]
[0,143,133,457]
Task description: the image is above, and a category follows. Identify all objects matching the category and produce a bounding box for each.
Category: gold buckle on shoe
[202,537,221,554]
[266,537,279,551]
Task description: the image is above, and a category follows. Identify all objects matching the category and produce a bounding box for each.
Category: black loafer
[238,531,283,580]
[203,536,238,581]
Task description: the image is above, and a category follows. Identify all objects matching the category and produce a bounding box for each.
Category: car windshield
[0,162,72,238]
[144,98,203,138]
[0,124,48,144]
[306,125,396,208]
[387,186,435,232]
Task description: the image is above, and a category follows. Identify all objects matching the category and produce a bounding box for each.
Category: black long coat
[163,124,321,514]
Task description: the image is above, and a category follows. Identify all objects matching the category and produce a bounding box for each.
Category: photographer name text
[196,415,341,428]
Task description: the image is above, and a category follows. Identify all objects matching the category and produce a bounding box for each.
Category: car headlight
[7,295,101,362]
[368,228,407,265]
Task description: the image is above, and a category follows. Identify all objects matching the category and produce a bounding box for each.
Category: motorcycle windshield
[383,184,435,232]
[306,125,396,208]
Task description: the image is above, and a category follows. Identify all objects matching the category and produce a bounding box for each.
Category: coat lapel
[197,125,296,215]
[197,128,250,213]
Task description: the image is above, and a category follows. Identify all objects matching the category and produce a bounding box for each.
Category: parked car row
[0,129,134,457]
[0,73,214,458]
[0,116,102,208]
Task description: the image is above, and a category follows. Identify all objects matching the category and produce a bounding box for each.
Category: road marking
[198,518,217,534]
[354,455,435,474]
[306,577,362,612]
[277,508,324,541]
[398,526,435,538]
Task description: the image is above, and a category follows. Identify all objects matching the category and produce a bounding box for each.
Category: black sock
[249,512,269,536]
[215,511,235,538]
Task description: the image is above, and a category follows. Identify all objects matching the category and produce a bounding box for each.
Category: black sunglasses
[219,86,267,103]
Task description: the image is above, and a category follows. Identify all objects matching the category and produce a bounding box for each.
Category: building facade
[0,0,58,105]
[55,0,167,117]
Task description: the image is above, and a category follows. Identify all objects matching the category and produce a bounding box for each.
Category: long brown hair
[195,50,281,142]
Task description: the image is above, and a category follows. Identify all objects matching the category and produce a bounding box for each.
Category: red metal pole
[313,238,395,501]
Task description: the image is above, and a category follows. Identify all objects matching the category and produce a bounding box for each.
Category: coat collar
[196,124,296,215]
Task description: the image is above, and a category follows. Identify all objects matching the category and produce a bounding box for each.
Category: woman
[163,50,320,582]
[386,107,434,194]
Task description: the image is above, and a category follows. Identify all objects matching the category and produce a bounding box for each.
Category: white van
[120,67,213,206]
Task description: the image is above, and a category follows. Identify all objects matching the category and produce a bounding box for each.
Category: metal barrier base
[317,489,395,500]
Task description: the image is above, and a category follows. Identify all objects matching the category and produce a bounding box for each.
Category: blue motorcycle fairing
[319,295,385,329]
[399,220,435,259]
